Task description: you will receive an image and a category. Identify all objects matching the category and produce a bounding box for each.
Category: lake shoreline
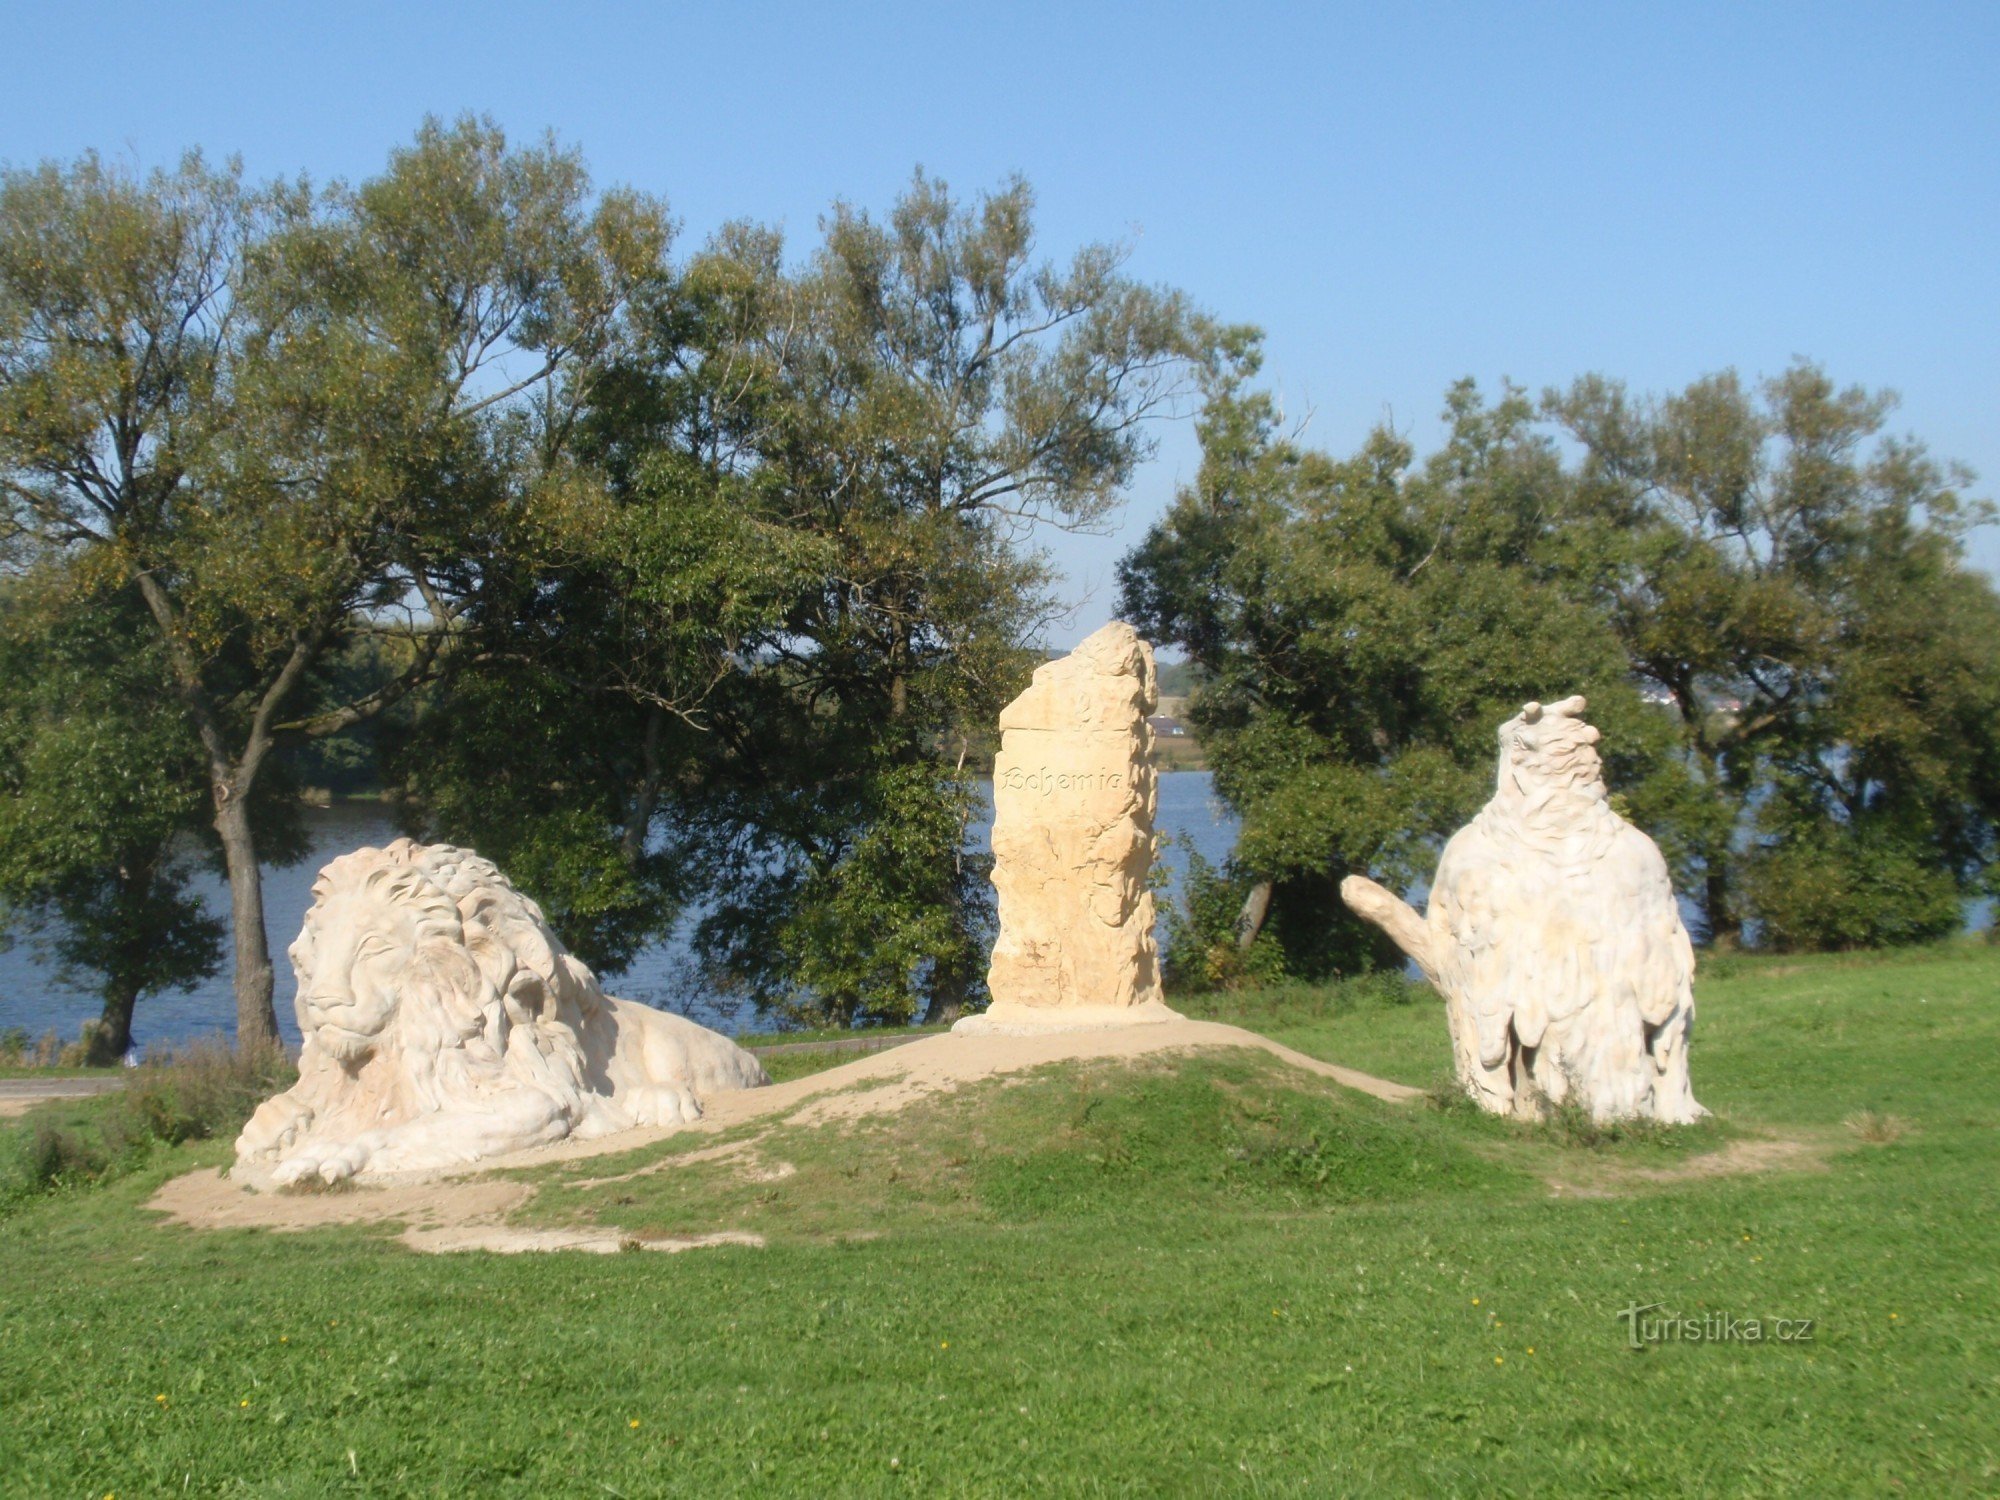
[1,774,1240,1053]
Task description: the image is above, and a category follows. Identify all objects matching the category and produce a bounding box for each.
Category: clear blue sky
[6,1,1995,643]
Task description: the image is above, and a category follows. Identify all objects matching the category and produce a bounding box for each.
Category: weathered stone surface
[956,622,1181,1035]
[1341,696,1705,1123]
[233,839,767,1186]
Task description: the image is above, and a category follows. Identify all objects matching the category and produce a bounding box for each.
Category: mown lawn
[1,945,1995,1495]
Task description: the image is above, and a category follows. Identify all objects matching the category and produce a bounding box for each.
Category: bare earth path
[149,1020,1418,1247]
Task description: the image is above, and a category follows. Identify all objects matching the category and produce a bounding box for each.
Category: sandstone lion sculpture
[235,839,768,1186]
[1340,696,1705,1123]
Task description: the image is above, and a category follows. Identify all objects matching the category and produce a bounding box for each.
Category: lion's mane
[283,838,604,1133]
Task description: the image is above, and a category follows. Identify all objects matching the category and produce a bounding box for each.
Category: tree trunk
[214,789,280,1049]
[1684,718,1743,950]
[1235,880,1274,950]
[923,968,971,1027]
[922,879,974,1026]
[621,707,666,865]
[928,916,976,1032]
[1704,864,1740,950]
[88,976,141,1065]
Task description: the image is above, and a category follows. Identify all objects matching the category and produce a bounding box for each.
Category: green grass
[737,1020,950,1048]
[1,946,1996,1494]
[0,1042,293,1210]
[517,1050,1526,1246]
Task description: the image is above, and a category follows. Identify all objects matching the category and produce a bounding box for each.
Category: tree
[1121,348,1693,982]
[388,226,823,977]
[0,120,668,1045]
[1548,363,2000,946]
[0,585,227,1059]
[663,171,1230,1025]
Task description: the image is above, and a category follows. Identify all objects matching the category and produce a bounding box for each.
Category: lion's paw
[270,1153,326,1187]
[628,1084,702,1128]
[238,1097,315,1161]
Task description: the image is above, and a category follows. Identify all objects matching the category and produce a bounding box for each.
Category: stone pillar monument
[955,621,1182,1035]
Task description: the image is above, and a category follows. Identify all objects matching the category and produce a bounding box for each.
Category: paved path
[0,1076,126,1099]
[0,1075,126,1117]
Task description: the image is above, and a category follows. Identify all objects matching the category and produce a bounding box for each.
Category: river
[0,772,1241,1051]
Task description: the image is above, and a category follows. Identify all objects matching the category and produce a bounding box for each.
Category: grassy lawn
[1,945,1995,1494]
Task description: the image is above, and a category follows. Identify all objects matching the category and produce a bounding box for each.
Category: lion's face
[290,888,434,1065]
[281,839,594,1102]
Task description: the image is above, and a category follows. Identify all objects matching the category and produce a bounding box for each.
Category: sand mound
[148,1020,1416,1242]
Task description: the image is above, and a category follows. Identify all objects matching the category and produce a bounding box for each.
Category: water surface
[0,773,1240,1050]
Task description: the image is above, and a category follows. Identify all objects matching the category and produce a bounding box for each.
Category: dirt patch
[401,1227,764,1256]
[147,1021,1415,1243]
[1545,1133,1828,1198]
[1631,1135,1826,1180]
[149,1168,532,1233]
[566,1139,759,1189]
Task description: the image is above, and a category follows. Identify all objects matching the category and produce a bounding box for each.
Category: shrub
[1160,850,1290,993]
[1745,820,1964,952]
[0,1040,295,1208]
[19,1121,100,1191]
[120,1039,294,1146]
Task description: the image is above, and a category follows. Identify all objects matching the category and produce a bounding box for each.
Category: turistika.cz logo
[1616,1301,1816,1349]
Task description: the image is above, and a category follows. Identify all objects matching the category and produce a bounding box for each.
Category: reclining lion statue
[1341,696,1704,1124]
[235,839,768,1186]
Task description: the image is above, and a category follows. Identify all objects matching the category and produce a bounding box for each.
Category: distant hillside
[1155,660,1204,698]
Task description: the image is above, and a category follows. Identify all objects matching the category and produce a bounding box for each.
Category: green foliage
[0,588,224,1057]
[1745,816,1964,952]
[0,1040,292,1207]
[1549,363,2000,943]
[1132,354,1998,971]
[1123,353,1692,980]
[682,761,990,1027]
[1159,849,1289,992]
[639,171,1230,1025]
[0,117,671,1044]
[1153,658,1204,697]
[391,668,686,978]
[392,170,1231,1024]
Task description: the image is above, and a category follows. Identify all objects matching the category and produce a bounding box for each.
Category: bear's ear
[1521,701,1543,723]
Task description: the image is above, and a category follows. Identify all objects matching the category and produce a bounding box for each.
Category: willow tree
[0,120,667,1045]
[663,173,1232,1025]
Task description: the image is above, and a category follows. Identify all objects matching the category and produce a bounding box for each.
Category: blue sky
[5,1,1994,643]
